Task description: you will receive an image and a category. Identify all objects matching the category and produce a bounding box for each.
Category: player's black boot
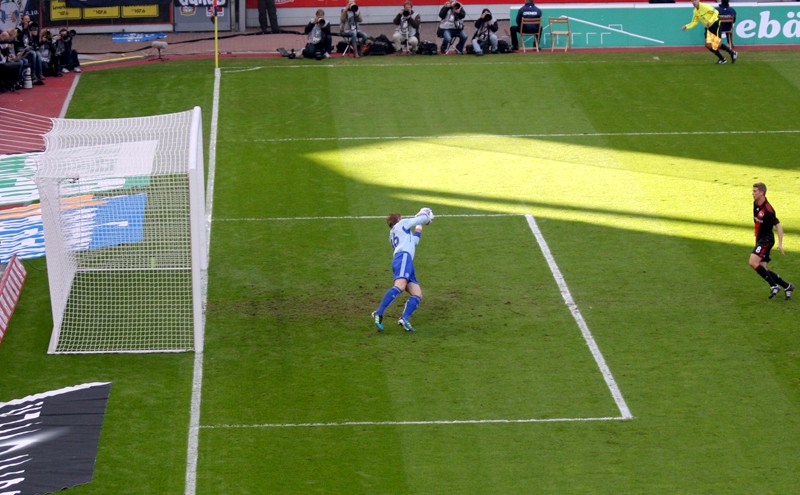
[785,284,795,301]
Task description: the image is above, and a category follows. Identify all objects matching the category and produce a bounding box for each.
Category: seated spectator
[340,0,368,57]
[437,0,467,54]
[392,1,420,54]
[471,8,498,55]
[302,9,333,59]
[510,0,542,52]
[718,0,736,44]
[0,31,24,92]
[37,29,61,76]
[55,28,81,73]
[12,19,45,85]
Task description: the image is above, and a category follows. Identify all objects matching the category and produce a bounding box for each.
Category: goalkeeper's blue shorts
[392,251,419,285]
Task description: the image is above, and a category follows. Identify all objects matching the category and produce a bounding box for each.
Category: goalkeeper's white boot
[397,318,415,332]
[371,312,384,331]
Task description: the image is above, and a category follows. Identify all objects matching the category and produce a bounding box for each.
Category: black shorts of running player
[753,238,774,263]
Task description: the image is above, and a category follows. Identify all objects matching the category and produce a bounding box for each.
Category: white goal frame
[35,107,207,354]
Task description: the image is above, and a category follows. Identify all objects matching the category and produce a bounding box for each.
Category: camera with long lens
[318,18,327,26]
[60,29,77,42]
[452,2,461,9]
[484,13,492,21]
[349,3,359,12]
[402,9,410,16]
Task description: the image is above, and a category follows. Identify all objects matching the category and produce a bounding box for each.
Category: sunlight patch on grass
[309,135,799,247]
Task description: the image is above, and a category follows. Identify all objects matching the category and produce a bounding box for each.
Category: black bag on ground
[366,34,394,55]
[497,39,511,53]
[419,40,438,55]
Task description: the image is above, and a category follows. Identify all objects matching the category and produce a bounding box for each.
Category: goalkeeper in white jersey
[371,207,434,332]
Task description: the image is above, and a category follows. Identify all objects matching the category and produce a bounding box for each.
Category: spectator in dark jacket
[511,0,542,51]
[55,28,81,73]
[717,0,736,45]
[0,31,24,92]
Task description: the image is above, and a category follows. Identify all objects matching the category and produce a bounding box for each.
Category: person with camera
[0,31,24,92]
[471,8,498,55]
[340,0,368,58]
[35,27,59,77]
[302,9,333,59]
[437,1,467,54]
[510,0,542,51]
[14,15,45,84]
[56,28,81,73]
[392,1,420,54]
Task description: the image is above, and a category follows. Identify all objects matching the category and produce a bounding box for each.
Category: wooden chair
[718,15,735,49]
[519,17,542,53]
[549,17,571,52]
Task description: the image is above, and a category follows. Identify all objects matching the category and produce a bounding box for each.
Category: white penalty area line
[203,416,628,429]
[248,128,800,144]
[199,213,632,433]
[525,214,633,420]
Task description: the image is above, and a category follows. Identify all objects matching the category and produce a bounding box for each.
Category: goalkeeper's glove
[416,207,434,224]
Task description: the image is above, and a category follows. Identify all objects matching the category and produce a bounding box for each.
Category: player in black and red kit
[749,182,794,299]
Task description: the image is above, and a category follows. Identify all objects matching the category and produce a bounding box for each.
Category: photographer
[37,28,60,77]
[437,0,467,54]
[14,15,45,84]
[55,28,81,73]
[471,8,498,55]
[340,0,368,57]
[302,9,333,59]
[0,31,24,93]
[392,1,420,54]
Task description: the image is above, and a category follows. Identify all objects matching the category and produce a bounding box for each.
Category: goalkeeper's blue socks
[376,286,402,316]
[401,295,421,321]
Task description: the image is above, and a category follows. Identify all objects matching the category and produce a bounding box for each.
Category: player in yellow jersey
[681,0,737,64]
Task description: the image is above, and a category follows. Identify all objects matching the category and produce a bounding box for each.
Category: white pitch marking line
[199,213,632,431]
[525,214,633,419]
[202,416,628,429]
[184,67,221,495]
[214,213,521,222]
[243,129,800,143]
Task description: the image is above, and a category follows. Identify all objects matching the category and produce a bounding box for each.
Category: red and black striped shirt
[754,199,779,241]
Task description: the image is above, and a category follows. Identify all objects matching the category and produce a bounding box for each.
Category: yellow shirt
[684,2,719,29]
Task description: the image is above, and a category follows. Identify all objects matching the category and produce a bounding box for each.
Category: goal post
[35,107,207,354]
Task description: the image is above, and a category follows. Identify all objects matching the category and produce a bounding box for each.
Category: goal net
[34,107,207,354]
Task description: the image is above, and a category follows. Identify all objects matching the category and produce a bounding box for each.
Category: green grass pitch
[1,50,800,493]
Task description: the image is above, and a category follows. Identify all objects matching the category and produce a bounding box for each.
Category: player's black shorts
[753,238,774,263]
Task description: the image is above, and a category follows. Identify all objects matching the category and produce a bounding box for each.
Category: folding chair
[519,18,541,53]
[340,34,356,57]
[718,15,735,49]
[549,17,571,52]
[442,35,459,54]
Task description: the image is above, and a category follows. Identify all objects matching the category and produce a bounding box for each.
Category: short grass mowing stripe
[235,128,800,144]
